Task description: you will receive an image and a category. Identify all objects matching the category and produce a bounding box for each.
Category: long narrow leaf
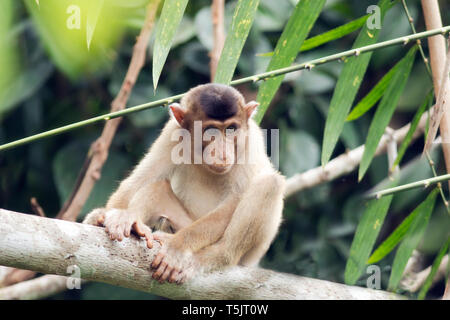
[300,15,368,52]
[393,90,433,168]
[152,0,189,90]
[358,45,418,181]
[344,180,397,285]
[214,0,260,85]
[253,0,325,123]
[321,0,391,166]
[258,15,368,57]
[346,60,401,121]
[418,237,450,299]
[368,185,432,264]
[388,188,439,291]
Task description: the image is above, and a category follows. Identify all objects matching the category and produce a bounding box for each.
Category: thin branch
[1,26,449,152]
[400,255,449,293]
[30,197,45,217]
[210,0,225,81]
[0,209,404,300]
[56,1,160,221]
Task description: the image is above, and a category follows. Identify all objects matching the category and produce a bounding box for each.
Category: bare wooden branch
[421,0,450,191]
[285,112,428,197]
[57,1,160,221]
[210,0,225,81]
[400,254,448,292]
[0,209,404,300]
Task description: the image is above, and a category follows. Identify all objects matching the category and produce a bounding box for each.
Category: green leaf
[214,0,261,85]
[344,180,397,285]
[300,15,368,52]
[258,14,368,57]
[86,0,104,50]
[393,90,433,168]
[388,188,438,291]
[368,188,433,264]
[253,0,325,123]
[321,0,391,166]
[346,59,400,121]
[152,0,189,90]
[358,45,418,181]
[418,236,450,299]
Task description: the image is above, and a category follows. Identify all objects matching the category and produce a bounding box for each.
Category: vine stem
[0,26,449,152]
[370,173,450,199]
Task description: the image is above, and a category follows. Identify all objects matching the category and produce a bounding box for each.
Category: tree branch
[57,0,160,221]
[210,0,225,81]
[0,209,404,300]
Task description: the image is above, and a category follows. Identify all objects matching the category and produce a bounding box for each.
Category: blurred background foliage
[0,0,448,299]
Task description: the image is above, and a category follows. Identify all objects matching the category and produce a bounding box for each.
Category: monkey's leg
[199,173,284,269]
[152,173,285,283]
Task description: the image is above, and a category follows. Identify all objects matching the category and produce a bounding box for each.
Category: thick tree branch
[0,209,403,300]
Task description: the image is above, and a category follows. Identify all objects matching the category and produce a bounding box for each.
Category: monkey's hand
[85,208,154,249]
[150,231,200,284]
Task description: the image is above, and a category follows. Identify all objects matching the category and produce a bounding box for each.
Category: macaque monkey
[85,83,285,284]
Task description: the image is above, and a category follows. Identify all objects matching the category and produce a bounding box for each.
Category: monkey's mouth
[207,163,233,174]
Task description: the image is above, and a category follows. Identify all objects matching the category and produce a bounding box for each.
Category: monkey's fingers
[151,252,164,269]
[168,268,181,284]
[159,265,174,283]
[133,221,153,249]
[152,261,168,281]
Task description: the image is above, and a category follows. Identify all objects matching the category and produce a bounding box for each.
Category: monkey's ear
[244,101,259,119]
[169,103,186,126]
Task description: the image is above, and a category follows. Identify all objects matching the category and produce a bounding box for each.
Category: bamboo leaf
[344,180,397,285]
[418,236,450,299]
[214,0,260,85]
[152,0,189,90]
[253,0,325,123]
[358,45,418,181]
[258,15,368,57]
[300,15,368,52]
[393,90,433,168]
[368,186,432,264]
[346,59,401,121]
[388,188,438,291]
[86,0,104,50]
[321,0,391,166]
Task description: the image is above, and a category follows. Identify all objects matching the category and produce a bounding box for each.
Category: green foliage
[358,45,417,181]
[153,0,189,90]
[321,0,390,166]
[344,180,397,285]
[214,0,260,84]
[254,0,325,123]
[388,188,438,291]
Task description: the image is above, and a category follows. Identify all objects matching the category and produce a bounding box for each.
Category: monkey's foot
[150,231,199,284]
[91,208,154,249]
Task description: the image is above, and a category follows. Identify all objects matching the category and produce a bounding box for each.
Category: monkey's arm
[155,193,240,253]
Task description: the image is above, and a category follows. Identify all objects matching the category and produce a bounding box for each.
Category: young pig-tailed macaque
[85,83,285,284]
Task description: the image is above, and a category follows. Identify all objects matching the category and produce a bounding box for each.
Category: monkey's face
[200,119,242,174]
[169,84,259,174]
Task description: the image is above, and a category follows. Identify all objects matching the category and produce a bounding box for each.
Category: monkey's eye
[226,124,238,132]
